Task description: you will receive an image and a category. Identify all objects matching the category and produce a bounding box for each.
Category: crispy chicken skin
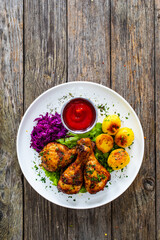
[77,138,111,194]
[57,144,90,194]
[40,142,76,172]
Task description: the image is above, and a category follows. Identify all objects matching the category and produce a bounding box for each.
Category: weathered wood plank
[24,0,67,239]
[67,1,111,239]
[0,0,23,239]
[68,0,110,85]
[155,1,160,239]
[111,0,155,239]
[67,208,111,240]
[24,0,67,100]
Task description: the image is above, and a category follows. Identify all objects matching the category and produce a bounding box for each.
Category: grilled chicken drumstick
[77,138,111,194]
[57,144,90,194]
[40,142,76,172]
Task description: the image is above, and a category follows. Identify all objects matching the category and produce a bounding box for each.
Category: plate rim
[16,81,144,209]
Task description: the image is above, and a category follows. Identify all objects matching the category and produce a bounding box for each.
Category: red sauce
[62,98,96,131]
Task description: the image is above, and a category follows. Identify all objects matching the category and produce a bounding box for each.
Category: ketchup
[62,98,96,131]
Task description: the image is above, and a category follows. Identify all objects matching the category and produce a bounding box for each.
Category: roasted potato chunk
[96,134,114,153]
[102,115,121,135]
[108,149,130,170]
[115,127,134,147]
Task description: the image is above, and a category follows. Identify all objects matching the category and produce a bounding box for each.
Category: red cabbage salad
[30,112,68,152]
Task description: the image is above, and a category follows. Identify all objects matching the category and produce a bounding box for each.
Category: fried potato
[102,115,121,135]
[108,149,130,170]
[115,127,134,147]
[96,134,114,153]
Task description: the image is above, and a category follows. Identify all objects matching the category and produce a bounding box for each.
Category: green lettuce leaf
[57,122,102,148]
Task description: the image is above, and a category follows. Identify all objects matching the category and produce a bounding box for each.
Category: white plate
[17,81,144,209]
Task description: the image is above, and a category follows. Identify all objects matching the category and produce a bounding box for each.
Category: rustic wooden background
[0,0,160,239]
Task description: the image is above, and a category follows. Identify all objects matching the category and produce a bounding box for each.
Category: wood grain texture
[24,0,68,239]
[155,1,160,239]
[2,0,159,239]
[111,0,155,239]
[67,1,111,240]
[0,0,23,239]
[68,0,110,84]
[24,0,67,101]
[67,207,111,240]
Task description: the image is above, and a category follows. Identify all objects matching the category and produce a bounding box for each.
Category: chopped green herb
[69,93,74,97]
[97,174,101,182]
[91,177,98,182]
[86,169,94,174]
[34,165,38,171]
[97,104,106,111]
[69,154,75,159]
[100,174,106,179]
[41,177,46,183]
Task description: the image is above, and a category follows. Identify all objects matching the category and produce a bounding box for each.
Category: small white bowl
[61,97,98,134]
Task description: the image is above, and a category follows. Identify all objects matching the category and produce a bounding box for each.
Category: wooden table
[0,0,160,239]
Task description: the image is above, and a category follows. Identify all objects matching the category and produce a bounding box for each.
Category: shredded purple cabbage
[30,112,68,152]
